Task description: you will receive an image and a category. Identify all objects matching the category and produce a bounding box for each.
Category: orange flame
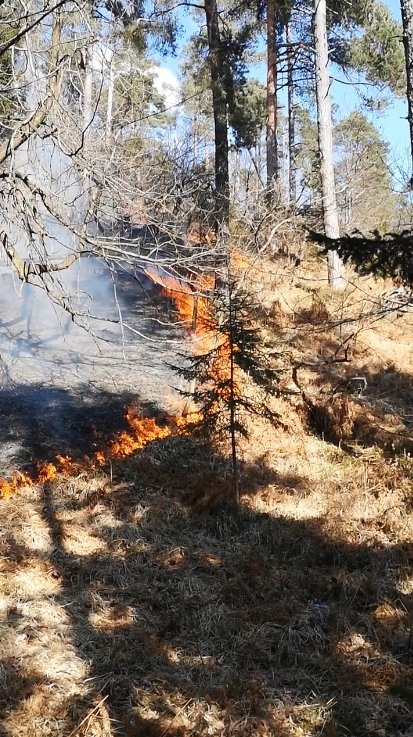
[0,410,192,497]
[154,262,240,406]
[0,245,249,498]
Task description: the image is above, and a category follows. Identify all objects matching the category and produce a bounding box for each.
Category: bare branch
[0,0,69,58]
[0,9,62,166]
[0,232,79,281]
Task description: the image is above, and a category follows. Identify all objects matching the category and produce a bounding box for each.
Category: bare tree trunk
[286,20,296,205]
[82,47,93,142]
[204,0,229,228]
[80,46,93,234]
[266,0,279,200]
[106,57,114,141]
[314,0,345,290]
[400,0,413,187]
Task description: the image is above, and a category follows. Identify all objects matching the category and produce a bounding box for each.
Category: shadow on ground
[0,384,151,472]
[0,390,412,736]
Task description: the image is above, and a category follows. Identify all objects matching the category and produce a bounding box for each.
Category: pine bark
[204,0,229,227]
[314,0,345,290]
[400,0,413,186]
[266,0,278,198]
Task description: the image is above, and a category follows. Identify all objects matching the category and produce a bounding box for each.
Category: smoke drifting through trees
[0,0,411,477]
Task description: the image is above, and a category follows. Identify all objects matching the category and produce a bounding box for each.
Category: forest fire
[108,411,180,457]
[153,265,241,403]
[0,410,189,497]
[0,254,241,499]
[143,267,215,336]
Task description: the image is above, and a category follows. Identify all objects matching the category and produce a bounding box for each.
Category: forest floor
[1,243,413,737]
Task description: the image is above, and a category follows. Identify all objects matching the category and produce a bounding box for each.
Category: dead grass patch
[1,246,413,736]
[1,426,413,736]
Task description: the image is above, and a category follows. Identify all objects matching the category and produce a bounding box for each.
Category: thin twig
[159,699,192,737]
[66,696,109,737]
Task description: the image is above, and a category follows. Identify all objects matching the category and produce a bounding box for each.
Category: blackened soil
[0,266,188,475]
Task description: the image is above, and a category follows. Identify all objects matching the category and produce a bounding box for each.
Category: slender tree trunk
[286,20,296,205]
[266,0,279,200]
[80,46,93,234]
[82,47,93,139]
[204,0,229,227]
[106,57,114,141]
[400,0,413,186]
[314,0,345,290]
[228,278,239,505]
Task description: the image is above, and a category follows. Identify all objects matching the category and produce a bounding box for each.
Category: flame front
[153,255,242,405]
[0,243,247,498]
[0,410,188,497]
[0,276,208,498]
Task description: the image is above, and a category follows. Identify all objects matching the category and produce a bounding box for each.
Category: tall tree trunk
[82,47,93,141]
[314,0,344,290]
[204,0,229,228]
[286,20,296,205]
[400,0,413,186]
[106,56,114,141]
[266,0,279,199]
[80,46,93,234]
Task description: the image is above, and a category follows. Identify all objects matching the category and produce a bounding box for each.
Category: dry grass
[1,246,413,736]
[1,428,413,737]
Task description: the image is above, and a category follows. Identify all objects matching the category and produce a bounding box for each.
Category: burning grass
[0,257,233,499]
[2,243,413,736]
[0,408,193,498]
[1,432,413,737]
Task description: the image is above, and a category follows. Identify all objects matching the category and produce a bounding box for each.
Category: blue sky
[332,0,409,183]
[164,0,409,180]
[386,0,402,16]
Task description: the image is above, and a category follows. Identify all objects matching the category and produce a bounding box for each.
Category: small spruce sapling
[174,268,281,504]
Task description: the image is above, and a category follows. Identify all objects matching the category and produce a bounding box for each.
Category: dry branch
[0,11,63,166]
[0,232,79,280]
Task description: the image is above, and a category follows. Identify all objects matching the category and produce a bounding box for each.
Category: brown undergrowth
[244,243,413,456]
[1,431,413,737]
[1,245,413,736]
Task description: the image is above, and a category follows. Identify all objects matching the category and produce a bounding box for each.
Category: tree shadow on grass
[0,405,413,735]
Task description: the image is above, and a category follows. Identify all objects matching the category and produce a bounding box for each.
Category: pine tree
[174,269,281,504]
[266,0,279,198]
[295,105,320,204]
[343,2,405,96]
[286,17,296,204]
[204,0,230,227]
[310,229,413,285]
[314,0,344,290]
[334,112,397,232]
[401,0,413,185]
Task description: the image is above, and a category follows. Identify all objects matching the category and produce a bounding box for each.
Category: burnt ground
[0,264,187,475]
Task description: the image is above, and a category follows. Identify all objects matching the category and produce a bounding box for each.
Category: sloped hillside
[1,244,413,737]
